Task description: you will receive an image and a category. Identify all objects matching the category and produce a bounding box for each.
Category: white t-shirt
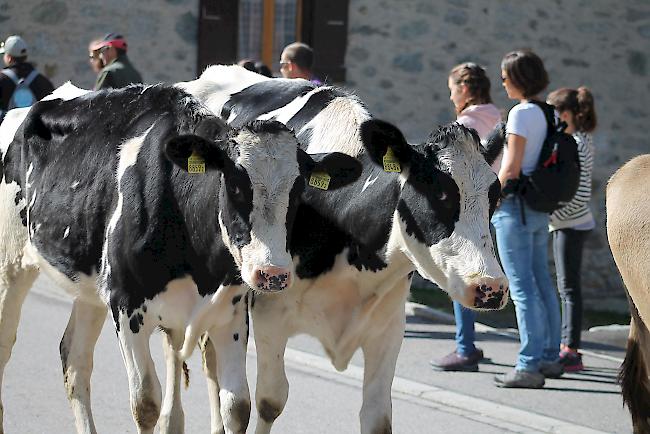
[504,102,547,175]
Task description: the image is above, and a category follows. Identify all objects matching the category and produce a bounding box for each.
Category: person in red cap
[94,33,143,90]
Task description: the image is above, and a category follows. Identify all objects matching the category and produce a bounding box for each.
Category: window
[198,0,349,82]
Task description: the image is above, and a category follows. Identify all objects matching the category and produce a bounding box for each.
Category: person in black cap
[94,33,143,90]
[0,35,54,120]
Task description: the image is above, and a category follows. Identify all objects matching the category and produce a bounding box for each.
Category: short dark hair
[501,50,549,98]
[9,55,27,63]
[283,42,314,71]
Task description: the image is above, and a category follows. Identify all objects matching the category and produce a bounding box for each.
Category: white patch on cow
[41,81,90,102]
[0,108,30,156]
[27,190,37,210]
[222,128,298,287]
[256,86,326,124]
[63,226,70,239]
[23,243,103,303]
[71,181,80,189]
[303,95,371,156]
[99,128,151,302]
[361,175,378,193]
[25,163,34,189]
[137,277,247,360]
[175,65,269,116]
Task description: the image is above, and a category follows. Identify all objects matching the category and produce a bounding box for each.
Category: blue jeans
[454,301,476,356]
[491,197,561,372]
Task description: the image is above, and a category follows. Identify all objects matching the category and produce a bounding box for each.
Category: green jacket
[94,54,143,90]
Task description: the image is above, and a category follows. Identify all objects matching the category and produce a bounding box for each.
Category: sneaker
[494,369,545,388]
[430,348,484,372]
[539,360,564,378]
[559,350,584,372]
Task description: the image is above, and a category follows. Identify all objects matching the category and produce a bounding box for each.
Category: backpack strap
[1,68,20,84]
[22,70,39,87]
[528,100,555,137]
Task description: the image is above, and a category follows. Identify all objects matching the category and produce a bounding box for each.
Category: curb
[405,301,625,364]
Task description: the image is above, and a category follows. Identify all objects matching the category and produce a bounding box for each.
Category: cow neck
[169,169,242,291]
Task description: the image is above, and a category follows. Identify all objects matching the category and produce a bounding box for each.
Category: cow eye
[438,192,447,201]
[229,185,243,199]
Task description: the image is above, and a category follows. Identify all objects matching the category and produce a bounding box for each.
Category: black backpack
[517,101,580,213]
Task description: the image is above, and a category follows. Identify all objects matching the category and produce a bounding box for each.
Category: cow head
[361,120,508,310]
[166,119,361,292]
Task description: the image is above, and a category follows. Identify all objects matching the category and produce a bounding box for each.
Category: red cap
[98,35,128,51]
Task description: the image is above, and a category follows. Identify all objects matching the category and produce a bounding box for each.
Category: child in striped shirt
[547,87,598,372]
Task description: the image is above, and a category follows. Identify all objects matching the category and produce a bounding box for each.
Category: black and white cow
[178,66,509,434]
[0,83,361,434]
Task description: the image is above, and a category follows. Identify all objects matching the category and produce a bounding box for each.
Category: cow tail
[619,300,650,433]
[179,325,201,361]
[182,361,190,389]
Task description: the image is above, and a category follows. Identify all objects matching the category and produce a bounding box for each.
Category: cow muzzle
[462,277,509,310]
[252,266,292,292]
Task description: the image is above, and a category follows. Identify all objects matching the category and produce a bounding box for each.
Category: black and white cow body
[0,83,361,434]
[179,66,509,434]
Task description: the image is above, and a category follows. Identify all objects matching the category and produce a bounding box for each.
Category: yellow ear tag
[383,147,401,173]
[309,172,331,190]
[188,151,205,174]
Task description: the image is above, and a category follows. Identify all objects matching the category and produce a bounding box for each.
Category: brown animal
[606,154,650,433]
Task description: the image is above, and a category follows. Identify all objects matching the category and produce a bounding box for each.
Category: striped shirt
[549,131,596,231]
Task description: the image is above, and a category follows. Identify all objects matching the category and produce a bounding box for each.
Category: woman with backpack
[492,50,562,388]
[430,62,501,373]
[547,87,597,372]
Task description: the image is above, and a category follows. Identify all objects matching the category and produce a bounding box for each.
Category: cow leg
[59,299,106,434]
[253,324,289,434]
[359,308,405,434]
[205,299,250,434]
[158,329,185,434]
[0,263,38,434]
[115,313,161,434]
[200,334,225,434]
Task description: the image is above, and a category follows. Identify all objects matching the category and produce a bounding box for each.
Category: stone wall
[345,0,650,312]
[0,0,198,89]
[2,0,648,311]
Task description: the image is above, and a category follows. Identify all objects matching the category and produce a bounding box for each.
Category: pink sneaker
[559,350,584,372]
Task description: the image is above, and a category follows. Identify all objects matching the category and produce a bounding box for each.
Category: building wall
[345,0,650,312]
[3,0,648,311]
[1,0,199,89]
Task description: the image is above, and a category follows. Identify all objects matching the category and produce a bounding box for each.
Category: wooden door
[197,0,239,74]
[301,0,349,82]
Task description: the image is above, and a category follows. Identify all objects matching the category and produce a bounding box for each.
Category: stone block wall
[346,0,650,312]
[0,0,199,89]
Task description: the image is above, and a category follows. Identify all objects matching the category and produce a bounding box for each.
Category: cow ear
[165,135,228,172]
[481,122,506,166]
[360,119,412,167]
[303,151,362,190]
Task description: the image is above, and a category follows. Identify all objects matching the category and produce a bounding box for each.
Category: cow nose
[253,266,292,292]
[471,278,509,310]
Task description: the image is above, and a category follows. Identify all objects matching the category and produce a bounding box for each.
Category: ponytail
[575,87,597,133]
[449,62,492,113]
[547,86,597,133]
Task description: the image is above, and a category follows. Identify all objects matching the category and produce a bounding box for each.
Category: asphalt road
[2,275,631,433]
